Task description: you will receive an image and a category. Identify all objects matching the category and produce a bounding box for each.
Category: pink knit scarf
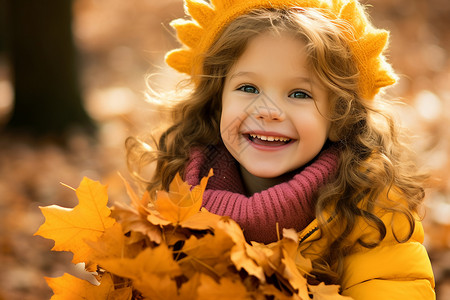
[184,143,340,243]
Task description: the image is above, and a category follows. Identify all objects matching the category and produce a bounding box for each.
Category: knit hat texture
[165,0,398,100]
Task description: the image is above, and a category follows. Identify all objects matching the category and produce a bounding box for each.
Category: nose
[252,94,284,121]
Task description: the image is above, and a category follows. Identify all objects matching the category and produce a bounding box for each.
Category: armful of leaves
[34,170,352,300]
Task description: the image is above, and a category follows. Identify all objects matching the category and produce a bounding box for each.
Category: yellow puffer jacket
[298,203,436,299]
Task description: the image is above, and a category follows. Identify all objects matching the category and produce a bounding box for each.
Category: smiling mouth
[246,133,293,147]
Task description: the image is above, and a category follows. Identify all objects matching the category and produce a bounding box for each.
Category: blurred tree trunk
[5,0,94,136]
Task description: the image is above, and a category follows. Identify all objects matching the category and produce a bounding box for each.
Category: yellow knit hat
[165,0,397,100]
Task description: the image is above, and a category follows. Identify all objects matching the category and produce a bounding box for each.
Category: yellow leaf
[178,273,201,300]
[178,207,223,230]
[281,228,300,257]
[155,169,213,224]
[135,271,200,300]
[178,228,234,279]
[107,287,133,300]
[260,285,298,300]
[35,177,116,267]
[217,219,265,282]
[197,274,252,300]
[119,173,151,216]
[282,250,309,300]
[86,222,127,261]
[309,283,353,300]
[46,272,114,300]
[98,243,182,280]
[112,201,162,243]
[134,274,179,300]
[246,241,276,276]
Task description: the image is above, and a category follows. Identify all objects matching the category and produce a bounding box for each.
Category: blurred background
[0,0,448,299]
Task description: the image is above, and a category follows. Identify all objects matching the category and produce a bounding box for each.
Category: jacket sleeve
[340,220,436,300]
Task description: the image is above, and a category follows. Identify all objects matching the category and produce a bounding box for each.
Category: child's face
[220,31,331,178]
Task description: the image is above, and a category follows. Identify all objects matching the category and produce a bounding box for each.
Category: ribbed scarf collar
[184,142,340,243]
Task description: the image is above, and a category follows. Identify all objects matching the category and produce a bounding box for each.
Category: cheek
[293,113,330,138]
[221,97,247,127]
[220,102,240,143]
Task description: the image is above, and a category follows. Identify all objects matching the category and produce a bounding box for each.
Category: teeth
[249,134,291,142]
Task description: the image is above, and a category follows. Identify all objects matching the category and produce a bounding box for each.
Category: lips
[243,132,294,148]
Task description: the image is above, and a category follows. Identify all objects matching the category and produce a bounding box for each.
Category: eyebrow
[229,71,313,84]
[229,71,256,80]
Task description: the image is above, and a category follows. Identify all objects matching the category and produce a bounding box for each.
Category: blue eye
[289,91,311,99]
[237,85,259,94]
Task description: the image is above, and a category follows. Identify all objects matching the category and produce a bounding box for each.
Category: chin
[244,166,286,179]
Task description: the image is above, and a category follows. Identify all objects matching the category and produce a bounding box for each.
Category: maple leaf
[107,287,133,300]
[154,169,213,224]
[35,177,116,268]
[112,201,162,244]
[120,173,151,216]
[260,285,300,300]
[282,249,310,300]
[309,283,353,300]
[246,241,276,276]
[133,274,180,300]
[177,273,201,300]
[217,218,265,282]
[178,228,235,279]
[197,274,252,300]
[113,175,163,243]
[177,207,223,230]
[98,243,182,280]
[85,223,132,260]
[46,272,114,300]
[136,272,202,300]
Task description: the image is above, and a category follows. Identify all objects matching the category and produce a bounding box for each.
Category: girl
[127,0,435,298]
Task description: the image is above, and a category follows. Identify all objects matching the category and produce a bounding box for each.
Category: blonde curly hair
[127,8,426,284]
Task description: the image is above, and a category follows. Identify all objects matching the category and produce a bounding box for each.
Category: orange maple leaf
[282,249,310,300]
[178,228,235,279]
[45,272,114,300]
[133,274,180,300]
[85,222,129,261]
[217,219,265,282]
[197,274,252,300]
[309,283,353,300]
[34,177,116,268]
[153,169,213,224]
[112,201,163,244]
[98,243,182,281]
